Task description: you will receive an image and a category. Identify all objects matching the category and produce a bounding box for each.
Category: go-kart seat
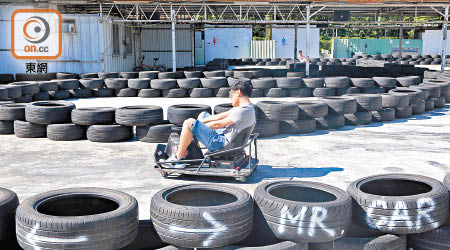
[208,124,255,158]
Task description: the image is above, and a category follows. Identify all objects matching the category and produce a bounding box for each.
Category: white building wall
[421,29,450,56]
[0,4,135,74]
[204,27,252,63]
[272,27,320,59]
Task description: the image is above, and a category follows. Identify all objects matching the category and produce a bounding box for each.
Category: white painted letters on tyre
[278,206,338,238]
[364,198,440,231]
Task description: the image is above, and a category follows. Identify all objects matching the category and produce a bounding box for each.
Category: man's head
[229,79,252,107]
[299,50,303,55]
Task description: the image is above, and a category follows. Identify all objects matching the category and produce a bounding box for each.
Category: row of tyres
[0,173,449,249]
[0,77,449,142]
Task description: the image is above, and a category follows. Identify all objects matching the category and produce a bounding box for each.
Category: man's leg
[176,118,195,160]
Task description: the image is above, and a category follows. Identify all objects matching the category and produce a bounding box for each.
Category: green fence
[333,39,423,58]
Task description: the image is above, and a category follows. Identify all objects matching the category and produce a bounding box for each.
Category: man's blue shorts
[190,112,226,152]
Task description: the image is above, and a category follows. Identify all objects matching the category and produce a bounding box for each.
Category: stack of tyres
[343,93,382,125]
[255,101,298,137]
[318,97,357,129]
[284,100,328,134]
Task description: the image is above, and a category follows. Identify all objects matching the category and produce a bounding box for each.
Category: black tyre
[395,106,412,118]
[138,89,161,98]
[276,77,303,88]
[79,73,98,79]
[0,188,19,240]
[289,88,312,97]
[228,77,251,87]
[52,79,79,90]
[139,71,159,79]
[373,77,397,88]
[14,120,47,138]
[313,88,336,97]
[177,78,200,89]
[322,97,357,115]
[316,113,345,129]
[294,100,328,119]
[425,98,435,111]
[120,72,138,79]
[345,93,382,111]
[200,77,228,88]
[72,107,116,125]
[351,78,375,88]
[32,92,50,101]
[254,181,352,243]
[310,234,406,250]
[214,87,230,97]
[362,87,385,94]
[87,125,133,142]
[0,103,26,121]
[158,72,178,79]
[56,72,78,79]
[410,85,430,100]
[411,100,426,115]
[161,89,186,98]
[347,174,449,234]
[396,76,421,87]
[0,87,8,101]
[0,120,14,134]
[389,88,423,105]
[184,71,202,78]
[167,104,212,125]
[26,101,75,125]
[251,78,276,89]
[251,89,265,97]
[93,88,115,97]
[214,103,233,114]
[9,82,39,95]
[136,122,173,143]
[98,72,119,78]
[79,78,104,89]
[419,83,441,98]
[189,88,214,98]
[70,89,92,98]
[151,79,177,90]
[372,108,395,122]
[115,88,137,97]
[3,85,22,99]
[286,72,304,78]
[116,105,163,126]
[256,101,298,121]
[234,71,253,79]
[279,119,316,134]
[49,90,70,100]
[150,184,253,248]
[264,88,289,97]
[15,95,33,103]
[203,71,225,78]
[408,219,450,250]
[37,81,58,92]
[325,77,350,88]
[432,96,446,108]
[381,93,409,108]
[16,187,138,250]
[47,123,86,141]
[105,78,128,89]
[303,78,325,88]
[253,120,279,138]
[345,111,372,126]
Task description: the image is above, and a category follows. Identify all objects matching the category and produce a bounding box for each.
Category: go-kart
[153,125,258,182]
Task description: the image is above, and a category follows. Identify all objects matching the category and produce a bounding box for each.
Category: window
[112,24,120,55]
[124,27,132,54]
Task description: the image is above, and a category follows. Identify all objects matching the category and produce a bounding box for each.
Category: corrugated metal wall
[102,19,136,73]
[251,40,275,59]
[0,4,136,74]
[141,24,192,69]
[333,39,423,58]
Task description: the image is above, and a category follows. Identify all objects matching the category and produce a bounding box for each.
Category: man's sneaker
[159,155,186,169]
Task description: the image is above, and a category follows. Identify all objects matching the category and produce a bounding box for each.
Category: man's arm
[206,118,234,130]
[200,109,231,123]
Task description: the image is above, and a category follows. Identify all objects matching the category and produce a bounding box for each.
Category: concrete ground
[1,96,450,220]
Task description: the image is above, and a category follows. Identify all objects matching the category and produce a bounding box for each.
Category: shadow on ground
[167,165,344,184]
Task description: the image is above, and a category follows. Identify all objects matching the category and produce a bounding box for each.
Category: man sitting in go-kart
[161,79,256,168]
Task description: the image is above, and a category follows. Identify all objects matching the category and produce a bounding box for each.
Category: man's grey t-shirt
[222,104,256,144]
